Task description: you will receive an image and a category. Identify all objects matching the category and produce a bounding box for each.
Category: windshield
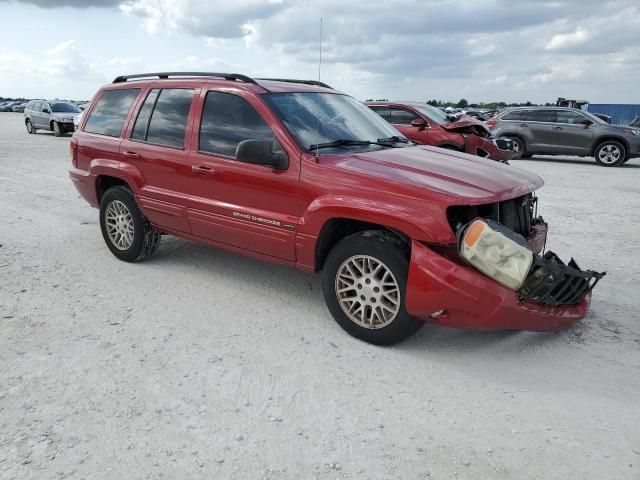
[582,111,607,125]
[265,93,406,153]
[50,102,81,113]
[414,104,451,125]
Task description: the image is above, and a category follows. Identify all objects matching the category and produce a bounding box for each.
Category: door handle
[123,151,140,159]
[519,123,528,127]
[191,165,216,176]
[552,126,563,130]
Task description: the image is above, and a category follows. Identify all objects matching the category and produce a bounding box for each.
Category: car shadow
[148,236,565,351]
[523,155,640,168]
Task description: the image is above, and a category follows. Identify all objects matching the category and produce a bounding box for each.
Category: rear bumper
[405,241,590,332]
[69,168,99,207]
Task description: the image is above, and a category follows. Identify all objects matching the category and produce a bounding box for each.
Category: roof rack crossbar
[256,78,333,90]
[112,72,259,85]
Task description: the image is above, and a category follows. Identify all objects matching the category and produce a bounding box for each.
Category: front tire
[594,141,626,167]
[321,231,424,345]
[52,121,62,137]
[99,186,161,262]
[26,119,35,134]
[504,136,525,160]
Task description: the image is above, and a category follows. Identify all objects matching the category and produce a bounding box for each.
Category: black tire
[99,186,161,262]
[594,140,626,167]
[52,121,62,137]
[321,230,424,345]
[25,119,35,134]
[504,136,525,160]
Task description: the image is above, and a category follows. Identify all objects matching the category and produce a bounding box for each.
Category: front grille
[518,252,605,306]
[447,193,536,237]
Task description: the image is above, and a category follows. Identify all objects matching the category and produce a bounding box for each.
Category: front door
[186,89,300,261]
[120,87,197,233]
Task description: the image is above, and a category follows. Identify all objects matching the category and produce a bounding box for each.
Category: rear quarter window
[84,88,140,137]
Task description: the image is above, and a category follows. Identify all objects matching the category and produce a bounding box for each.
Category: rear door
[552,110,594,154]
[186,89,300,261]
[31,102,45,127]
[520,110,556,153]
[120,86,197,233]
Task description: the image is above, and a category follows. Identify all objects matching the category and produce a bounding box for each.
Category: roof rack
[256,78,333,89]
[112,72,259,85]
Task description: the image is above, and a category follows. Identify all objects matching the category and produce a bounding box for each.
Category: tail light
[485,120,497,127]
[70,139,78,167]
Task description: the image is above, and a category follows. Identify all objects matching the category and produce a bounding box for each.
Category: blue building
[586,104,640,126]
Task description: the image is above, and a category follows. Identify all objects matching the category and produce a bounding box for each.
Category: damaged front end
[456,217,605,308]
[441,115,516,163]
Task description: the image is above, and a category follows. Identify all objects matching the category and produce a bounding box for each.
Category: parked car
[11,102,27,113]
[487,106,640,166]
[24,100,81,136]
[73,109,85,130]
[366,101,516,162]
[69,72,603,345]
[0,101,18,112]
[629,116,640,128]
[461,109,490,121]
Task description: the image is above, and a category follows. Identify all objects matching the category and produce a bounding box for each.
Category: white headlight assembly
[459,219,534,290]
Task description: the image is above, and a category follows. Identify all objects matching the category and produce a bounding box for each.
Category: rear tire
[25,120,35,134]
[321,230,424,345]
[594,140,626,167]
[504,136,525,159]
[52,121,62,137]
[99,186,161,262]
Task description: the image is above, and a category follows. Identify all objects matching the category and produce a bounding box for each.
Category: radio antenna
[314,17,323,160]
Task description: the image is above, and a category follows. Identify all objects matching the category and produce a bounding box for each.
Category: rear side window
[501,110,525,120]
[369,106,390,121]
[199,91,275,158]
[85,89,140,137]
[131,88,194,148]
[526,110,556,123]
[389,108,420,125]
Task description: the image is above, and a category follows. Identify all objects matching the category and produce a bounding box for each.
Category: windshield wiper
[309,138,403,150]
[377,135,409,145]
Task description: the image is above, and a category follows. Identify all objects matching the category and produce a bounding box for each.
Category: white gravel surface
[1,113,639,480]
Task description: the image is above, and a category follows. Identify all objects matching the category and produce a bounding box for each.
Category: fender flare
[89,159,145,196]
[301,195,454,245]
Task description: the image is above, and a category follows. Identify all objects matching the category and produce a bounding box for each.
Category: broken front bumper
[405,241,593,332]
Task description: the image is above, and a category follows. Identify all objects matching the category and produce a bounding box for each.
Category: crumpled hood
[330,145,543,204]
[441,114,490,135]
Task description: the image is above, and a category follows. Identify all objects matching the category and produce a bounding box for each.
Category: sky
[0,0,638,104]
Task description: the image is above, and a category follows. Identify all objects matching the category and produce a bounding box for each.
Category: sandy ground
[0,112,639,480]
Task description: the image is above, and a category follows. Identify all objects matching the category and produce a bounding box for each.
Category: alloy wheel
[105,200,135,250]
[335,255,401,329]
[598,144,621,165]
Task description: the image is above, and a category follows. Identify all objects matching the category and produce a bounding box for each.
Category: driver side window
[199,91,277,159]
[389,107,420,125]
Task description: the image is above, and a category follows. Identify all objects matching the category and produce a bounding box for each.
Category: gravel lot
[1,112,639,480]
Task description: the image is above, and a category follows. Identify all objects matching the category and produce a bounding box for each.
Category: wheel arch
[314,218,412,272]
[591,136,630,157]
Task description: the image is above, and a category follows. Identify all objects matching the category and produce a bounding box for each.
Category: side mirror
[580,119,594,126]
[411,118,427,129]
[42,108,50,114]
[236,139,289,170]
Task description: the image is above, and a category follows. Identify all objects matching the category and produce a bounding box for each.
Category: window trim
[196,90,279,162]
[127,87,194,150]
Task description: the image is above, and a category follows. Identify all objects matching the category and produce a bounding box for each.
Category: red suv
[70,72,603,345]
[366,101,516,162]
